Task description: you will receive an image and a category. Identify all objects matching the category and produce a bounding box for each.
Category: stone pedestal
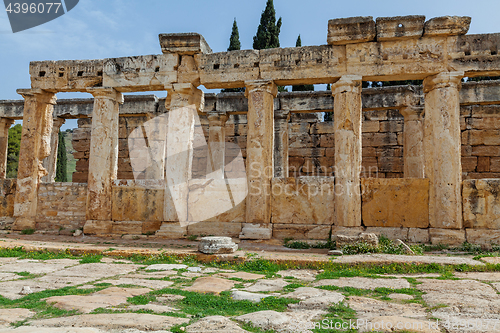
[274,110,290,178]
[400,106,425,178]
[241,80,277,240]
[158,83,204,238]
[332,75,363,227]
[41,117,65,183]
[0,118,14,179]
[423,71,464,229]
[206,112,228,179]
[84,88,123,229]
[12,89,56,231]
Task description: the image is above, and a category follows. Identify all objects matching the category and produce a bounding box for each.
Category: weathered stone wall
[461,105,500,179]
[0,179,16,229]
[35,183,87,231]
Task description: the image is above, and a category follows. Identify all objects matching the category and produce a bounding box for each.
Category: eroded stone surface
[277,270,318,282]
[45,287,150,313]
[186,316,250,333]
[314,277,410,290]
[282,287,345,309]
[231,290,277,303]
[245,279,289,292]
[217,272,265,280]
[0,309,34,325]
[235,310,326,333]
[31,313,188,331]
[184,277,234,294]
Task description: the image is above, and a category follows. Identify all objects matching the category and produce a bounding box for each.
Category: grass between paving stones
[135,288,300,318]
[79,254,103,264]
[0,285,110,326]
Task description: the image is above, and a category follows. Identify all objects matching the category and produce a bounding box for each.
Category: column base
[155,222,188,239]
[83,220,113,235]
[239,223,272,240]
[12,217,36,231]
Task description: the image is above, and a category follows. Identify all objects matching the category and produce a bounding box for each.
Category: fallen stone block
[198,236,238,254]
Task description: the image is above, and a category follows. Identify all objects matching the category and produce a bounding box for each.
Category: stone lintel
[328,16,376,45]
[274,109,290,120]
[376,15,425,41]
[423,71,464,93]
[244,80,278,97]
[423,16,471,37]
[159,33,212,55]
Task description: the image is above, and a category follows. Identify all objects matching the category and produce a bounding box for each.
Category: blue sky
[1,0,500,129]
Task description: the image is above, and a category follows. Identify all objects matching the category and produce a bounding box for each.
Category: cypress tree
[253,0,282,50]
[292,35,314,92]
[55,131,67,182]
[228,18,241,51]
[222,18,244,93]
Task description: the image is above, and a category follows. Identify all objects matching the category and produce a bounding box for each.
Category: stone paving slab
[184,277,235,294]
[333,254,485,266]
[185,316,250,333]
[348,296,428,319]
[417,279,500,314]
[455,272,500,281]
[277,269,318,281]
[245,278,289,292]
[98,278,174,289]
[0,309,34,325]
[314,277,411,290]
[30,313,188,331]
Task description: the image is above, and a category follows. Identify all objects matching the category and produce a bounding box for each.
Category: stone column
[332,75,362,227]
[12,89,56,231]
[0,118,14,179]
[423,71,464,229]
[240,80,277,240]
[84,88,123,234]
[274,110,290,178]
[41,117,65,183]
[206,112,228,179]
[400,106,425,178]
[159,83,203,236]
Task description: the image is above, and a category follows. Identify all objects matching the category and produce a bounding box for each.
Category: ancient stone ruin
[1,15,500,245]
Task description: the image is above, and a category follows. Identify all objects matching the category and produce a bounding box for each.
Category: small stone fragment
[329,250,343,256]
[395,239,415,254]
[19,286,32,295]
[73,229,82,237]
[198,236,238,254]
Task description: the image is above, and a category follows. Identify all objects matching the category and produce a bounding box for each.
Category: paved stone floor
[0,235,496,332]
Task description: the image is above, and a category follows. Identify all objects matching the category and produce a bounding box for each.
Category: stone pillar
[274,110,290,178]
[41,117,65,183]
[84,88,123,234]
[157,83,204,238]
[400,106,425,178]
[332,75,362,227]
[206,112,228,179]
[12,89,56,231]
[423,71,464,229]
[240,80,277,240]
[0,118,14,179]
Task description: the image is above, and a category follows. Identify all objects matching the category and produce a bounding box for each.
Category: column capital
[87,87,124,104]
[274,109,290,121]
[400,106,424,121]
[165,83,204,111]
[17,88,56,104]
[244,80,278,98]
[423,71,464,93]
[331,75,363,95]
[52,117,65,128]
[207,112,228,127]
[0,118,15,127]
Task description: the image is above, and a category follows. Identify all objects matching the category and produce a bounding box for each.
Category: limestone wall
[35,183,87,231]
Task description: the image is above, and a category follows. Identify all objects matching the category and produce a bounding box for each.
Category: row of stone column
[9,72,464,233]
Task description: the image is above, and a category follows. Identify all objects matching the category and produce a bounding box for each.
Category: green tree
[292,35,314,92]
[6,124,22,178]
[222,18,244,93]
[253,0,282,50]
[55,131,67,182]
[228,18,241,51]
